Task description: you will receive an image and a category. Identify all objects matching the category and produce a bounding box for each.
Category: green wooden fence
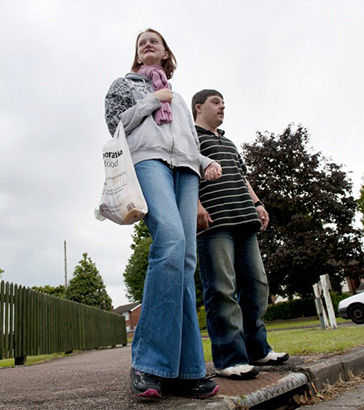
[0,280,127,364]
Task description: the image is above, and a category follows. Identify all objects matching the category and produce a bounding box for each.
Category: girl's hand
[153,89,173,103]
[204,161,222,181]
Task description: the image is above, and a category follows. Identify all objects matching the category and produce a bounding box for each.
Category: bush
[330,291,351,313]
[197,292,350,329]
[264,292,351,322]
[264,297,317,321]
[198,296,317,328]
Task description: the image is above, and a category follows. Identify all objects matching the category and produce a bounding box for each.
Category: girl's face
[137,32,169,67]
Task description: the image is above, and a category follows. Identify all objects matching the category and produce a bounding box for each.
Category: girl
[105,29,221,399]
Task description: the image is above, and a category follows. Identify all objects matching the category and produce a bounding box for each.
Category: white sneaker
[215,364,259,379]
[251,351,289,365]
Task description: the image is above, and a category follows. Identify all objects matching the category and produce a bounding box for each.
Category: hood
[125,72,150,82]
[338,292,364,308]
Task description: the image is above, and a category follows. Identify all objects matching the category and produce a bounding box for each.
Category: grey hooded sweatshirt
[105,73,213,177]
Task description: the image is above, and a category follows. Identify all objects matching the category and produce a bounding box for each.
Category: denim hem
[249,348,273,362]
[176,371,206,380]
[214,361,250,371]
[132,363,206,380]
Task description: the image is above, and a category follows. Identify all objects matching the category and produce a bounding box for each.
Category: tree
[242,124,364,298]
[0,268,3,280]
[358,179,364,228]
[123,221,205,308]
[65,253,112,311]
[32,285,66,298]
[124,227,152,302]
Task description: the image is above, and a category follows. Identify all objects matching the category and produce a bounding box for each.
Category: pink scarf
[138,65,173,125]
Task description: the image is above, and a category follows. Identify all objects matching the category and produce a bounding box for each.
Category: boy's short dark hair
[191,89,224,120]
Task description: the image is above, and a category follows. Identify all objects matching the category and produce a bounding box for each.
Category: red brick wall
[130,306,141,330]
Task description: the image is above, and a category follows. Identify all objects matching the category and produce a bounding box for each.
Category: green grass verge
[0,353,67,368]
[202,324,364,362]
[268,326,364,355]
[201,317,347,336]
[265,317,348,330]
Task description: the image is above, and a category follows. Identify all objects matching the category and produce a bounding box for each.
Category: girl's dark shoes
[163,376,219,399]
[131,368,219,399]
[130,368,162,398]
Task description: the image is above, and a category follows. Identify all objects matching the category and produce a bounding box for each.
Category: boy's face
[197,95,225,128]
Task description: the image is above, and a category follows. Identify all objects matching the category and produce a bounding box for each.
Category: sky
[1,0,363,308]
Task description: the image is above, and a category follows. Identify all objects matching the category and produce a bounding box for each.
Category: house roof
[113,302,141,314]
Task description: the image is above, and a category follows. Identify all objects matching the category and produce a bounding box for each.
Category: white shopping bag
[95,123,148,225]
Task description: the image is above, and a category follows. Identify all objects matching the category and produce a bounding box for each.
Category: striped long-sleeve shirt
[196,126,261,236]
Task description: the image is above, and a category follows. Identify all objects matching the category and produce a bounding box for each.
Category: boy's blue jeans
[132,160,206,379]
[197,228,271,369]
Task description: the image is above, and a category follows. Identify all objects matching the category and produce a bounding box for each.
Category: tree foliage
[123,125,363,303]
[242,124,364,298]
[358,180,364,228]
[123,221,204,308]
[65,253,112,311]
[32,285,66,298]
[124,231,152,302]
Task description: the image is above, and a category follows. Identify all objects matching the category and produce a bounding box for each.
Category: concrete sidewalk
[1,344,364,409]
[303,382,364,409]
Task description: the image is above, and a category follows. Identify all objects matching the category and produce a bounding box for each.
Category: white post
[320,274,337,329]
[313,283,329,329]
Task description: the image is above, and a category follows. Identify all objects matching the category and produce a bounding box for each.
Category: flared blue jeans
[132,160,206,379]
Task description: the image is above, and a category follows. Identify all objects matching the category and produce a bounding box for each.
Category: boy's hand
[256,206,269,231]
[197,201,213,229]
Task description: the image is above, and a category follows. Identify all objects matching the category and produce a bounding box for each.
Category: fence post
[0,281,4,359]
[9,282,15,359]
[4,282,10,358]
[14,285,26,365]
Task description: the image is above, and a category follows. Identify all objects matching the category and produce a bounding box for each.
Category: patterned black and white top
[196,126,261,235]
[105,76,157,137]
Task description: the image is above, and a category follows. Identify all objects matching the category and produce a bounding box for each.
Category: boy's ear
[195,103,202,115]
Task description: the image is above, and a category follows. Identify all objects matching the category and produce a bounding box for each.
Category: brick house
[114,302,141,333]
[345,277,364,294]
